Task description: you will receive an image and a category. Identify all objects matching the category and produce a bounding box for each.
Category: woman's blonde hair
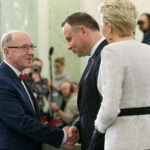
[99,0,138,37]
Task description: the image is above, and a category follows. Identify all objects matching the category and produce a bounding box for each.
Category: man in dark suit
[0,30,77,150]
[61,12,108,150]
[138,13,150,45]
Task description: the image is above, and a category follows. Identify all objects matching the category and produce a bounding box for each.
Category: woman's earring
[108,32,112,41]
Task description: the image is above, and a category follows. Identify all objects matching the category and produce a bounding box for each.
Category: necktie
[19,74,36,115]
[19,73,28,82]
[79,57,94,87]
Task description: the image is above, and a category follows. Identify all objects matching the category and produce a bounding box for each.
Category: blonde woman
[92,0,150,150]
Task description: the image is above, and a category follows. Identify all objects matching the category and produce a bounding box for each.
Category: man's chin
[25,63,32,68]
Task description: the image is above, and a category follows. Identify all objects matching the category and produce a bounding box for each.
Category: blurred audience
[138,13,150,45]
[26,58,51,121]
[72,82,78,93]
[52,57,70,91]
[50,82,79,126]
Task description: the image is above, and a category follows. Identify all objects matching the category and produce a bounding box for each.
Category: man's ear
[3,47,8,56]
[80,25,88,37]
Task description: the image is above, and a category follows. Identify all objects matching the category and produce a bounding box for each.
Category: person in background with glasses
[138,13,150,45]
[0,30,79,150]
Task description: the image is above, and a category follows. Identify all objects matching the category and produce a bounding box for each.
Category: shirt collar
[4,60,21,77]
[89,37,105,58]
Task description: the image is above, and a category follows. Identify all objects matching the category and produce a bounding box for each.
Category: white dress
[95,40,150,150]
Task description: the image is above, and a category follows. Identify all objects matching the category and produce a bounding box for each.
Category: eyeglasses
[7,45,37,51]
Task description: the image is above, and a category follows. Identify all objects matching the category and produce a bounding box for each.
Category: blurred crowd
[25,57,79,128]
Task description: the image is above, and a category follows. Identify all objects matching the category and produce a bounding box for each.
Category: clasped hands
[63,126,79,148]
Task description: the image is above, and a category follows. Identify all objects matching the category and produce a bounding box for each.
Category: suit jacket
[95,40,150,150]
[142,30,150,45]
[0,62,64,150]
[73,39,108,150]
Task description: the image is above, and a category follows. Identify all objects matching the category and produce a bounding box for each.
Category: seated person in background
[26,58,51,121]
[138,13,150,45]
[52,57,70,91]
[50,82,79,126]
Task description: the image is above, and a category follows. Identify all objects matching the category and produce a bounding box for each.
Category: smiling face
[3,31,34,72]
[63,23,90,57]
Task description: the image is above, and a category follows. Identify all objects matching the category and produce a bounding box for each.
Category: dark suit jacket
[73,40,108,150]
[0,62,64,150]
[142,30,150,45]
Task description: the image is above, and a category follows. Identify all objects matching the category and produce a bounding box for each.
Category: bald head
[1,30,30,50]
[61,82,72,98]
[1,30,34,72]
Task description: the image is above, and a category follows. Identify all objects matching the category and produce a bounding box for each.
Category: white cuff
[62,129,67,144]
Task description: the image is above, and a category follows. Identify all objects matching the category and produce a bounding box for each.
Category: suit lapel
[24,82,40,117]
[78,39,108,94]
[1,62,39,118]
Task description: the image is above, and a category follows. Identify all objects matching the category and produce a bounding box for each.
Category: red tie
[19,73,28,82]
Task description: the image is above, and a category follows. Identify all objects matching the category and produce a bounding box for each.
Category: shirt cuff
[62,129,67,144]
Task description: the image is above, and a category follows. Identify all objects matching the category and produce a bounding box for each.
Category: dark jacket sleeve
[0,87,64,148]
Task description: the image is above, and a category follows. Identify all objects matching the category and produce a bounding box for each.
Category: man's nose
[27,48,34,55]
[67,44,72,50]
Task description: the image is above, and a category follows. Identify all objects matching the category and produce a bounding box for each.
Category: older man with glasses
[0,30,79,150]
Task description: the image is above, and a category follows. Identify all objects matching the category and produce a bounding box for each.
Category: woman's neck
[111,35,133,43]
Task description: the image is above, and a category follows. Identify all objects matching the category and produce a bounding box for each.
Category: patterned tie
[19,73,28,82]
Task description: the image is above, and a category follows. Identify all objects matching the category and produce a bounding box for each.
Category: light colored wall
[48,0,81,82]
[1,0,38,46]
[37,0,49,78]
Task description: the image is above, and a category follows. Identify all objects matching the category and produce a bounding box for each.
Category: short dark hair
[61,12,99,31]
[142,13,150,29]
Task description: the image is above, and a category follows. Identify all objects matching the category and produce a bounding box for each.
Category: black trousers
[88,130,104,150]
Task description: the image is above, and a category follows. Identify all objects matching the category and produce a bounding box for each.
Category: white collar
[4,60,21,77]
[90,37,105,58]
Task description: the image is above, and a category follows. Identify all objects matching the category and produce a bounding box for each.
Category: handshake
[63,126,80,149]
